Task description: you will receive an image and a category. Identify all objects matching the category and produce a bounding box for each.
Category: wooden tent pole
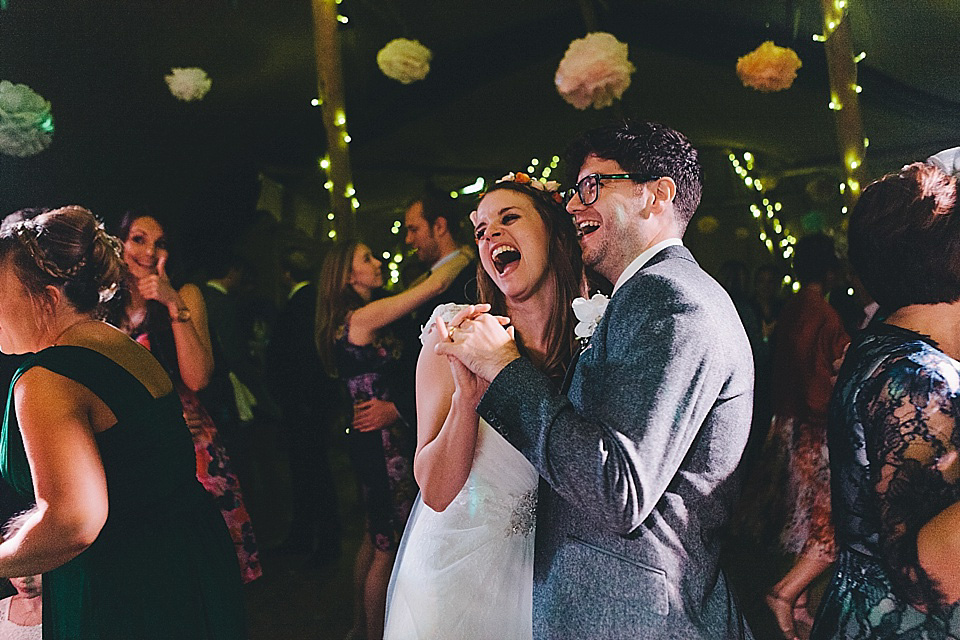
[819,0,866,208]
[312,0,356,240]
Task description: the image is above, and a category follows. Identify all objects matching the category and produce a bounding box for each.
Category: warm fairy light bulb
[388,262,397,270]
[813,34,826,42]
[853,84,863,94]
[542,167,552,178]
[351,197,360,209]
[328,230,337,238]
[527,166,535,173]
[345,185,356,197]
[744,177,753,187]
[328,213,335,220]
[337,14,349,24]
[530,158,539,166]
[848,179,860,193]
[783,275,792,284]
[335,110,346,126]
[774,202,782,211]
[863,137,870,148]
[792,281,801,292]
[342,133,352,143]
[319,157,331,169]
[743,152,753,163]
[311,98,321,107]
[847,287,854,296]
[450,191,459,199]
[394,254,403,262]
[324,180,333,190]
[854,51,867,63]
[839,182,846,194]
[841,206,848,214]
[391,227,399,235]
[382,251,391,259]
[759,232,767,241]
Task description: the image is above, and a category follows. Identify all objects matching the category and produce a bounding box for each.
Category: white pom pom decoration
[377,38,432,85]
[165,67,212,102]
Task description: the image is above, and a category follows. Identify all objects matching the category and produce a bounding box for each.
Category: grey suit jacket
[479,246,754,639]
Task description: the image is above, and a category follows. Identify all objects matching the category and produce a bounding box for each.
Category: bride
[383,173,586,639]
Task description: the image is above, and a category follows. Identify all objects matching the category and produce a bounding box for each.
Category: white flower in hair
[165,67,212,102]
[377,38,432,84]
[572,293,609,340]
[497,172,562,201]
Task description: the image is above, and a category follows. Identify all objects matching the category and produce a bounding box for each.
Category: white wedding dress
[383,304,538,640]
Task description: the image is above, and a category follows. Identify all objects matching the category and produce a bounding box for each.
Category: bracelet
[171,307,192,323]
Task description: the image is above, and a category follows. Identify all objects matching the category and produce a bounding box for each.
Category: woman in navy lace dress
[812,162,960,639]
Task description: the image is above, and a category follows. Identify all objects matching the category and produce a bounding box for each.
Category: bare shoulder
[62,324,173,398]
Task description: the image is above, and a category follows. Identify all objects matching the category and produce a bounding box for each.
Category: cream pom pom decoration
[736,41,802,92]
[165,67,213,102]
[377,38,432,84]
[555,32,635,110]
[0,80,54,157]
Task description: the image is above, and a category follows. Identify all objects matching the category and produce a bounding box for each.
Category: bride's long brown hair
[473,182,587,381]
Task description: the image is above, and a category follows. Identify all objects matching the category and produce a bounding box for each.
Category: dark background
[1,0,958,278]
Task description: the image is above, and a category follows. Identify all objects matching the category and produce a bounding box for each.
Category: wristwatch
[172,307,192,323]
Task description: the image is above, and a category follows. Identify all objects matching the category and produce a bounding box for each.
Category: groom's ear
[648,177,677,215]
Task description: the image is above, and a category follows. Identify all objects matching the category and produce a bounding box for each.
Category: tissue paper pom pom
[0,80,54,158]
[165,67,212,102]
[555,32,635,110]
[736,41,802,92]
[377,38,432,84]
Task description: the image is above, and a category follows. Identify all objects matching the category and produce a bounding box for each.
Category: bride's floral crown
[495,172,564,205]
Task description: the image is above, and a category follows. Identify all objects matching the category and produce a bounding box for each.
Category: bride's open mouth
[491,244,521,276]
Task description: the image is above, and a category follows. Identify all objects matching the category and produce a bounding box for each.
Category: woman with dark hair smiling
[811,163,960,639]
[383,173,587,639]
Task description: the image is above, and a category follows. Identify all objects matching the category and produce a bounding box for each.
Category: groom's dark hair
[564,120,703,232]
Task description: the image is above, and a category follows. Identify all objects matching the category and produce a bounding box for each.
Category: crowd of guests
[0,124,957,640]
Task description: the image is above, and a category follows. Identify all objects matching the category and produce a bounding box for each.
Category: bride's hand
[447,352,488,407]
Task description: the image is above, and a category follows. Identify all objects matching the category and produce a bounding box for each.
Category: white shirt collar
[288,280,310,300]
[430,248,462,271]
[612,238,684,294]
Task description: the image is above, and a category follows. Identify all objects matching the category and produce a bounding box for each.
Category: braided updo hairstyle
[0,205,126,315]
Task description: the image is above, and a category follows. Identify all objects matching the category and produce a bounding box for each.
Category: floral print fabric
[135,332,262,584]
[335,317,416,552]
[812,324,960,639]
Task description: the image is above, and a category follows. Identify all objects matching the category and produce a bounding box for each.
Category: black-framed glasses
[562,173,662,207]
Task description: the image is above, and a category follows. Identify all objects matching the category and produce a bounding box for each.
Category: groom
[437,121,754,639]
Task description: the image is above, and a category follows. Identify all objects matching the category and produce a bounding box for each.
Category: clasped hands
[433,304,520,400]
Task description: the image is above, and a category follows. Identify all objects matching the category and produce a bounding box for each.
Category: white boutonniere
[572,293,610,344]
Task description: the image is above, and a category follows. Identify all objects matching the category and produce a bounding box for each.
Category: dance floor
[239,431,821,640]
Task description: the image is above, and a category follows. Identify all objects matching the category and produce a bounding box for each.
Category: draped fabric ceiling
[1,0,958,274]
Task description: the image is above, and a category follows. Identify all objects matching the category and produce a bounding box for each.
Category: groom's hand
[435,305,519,382]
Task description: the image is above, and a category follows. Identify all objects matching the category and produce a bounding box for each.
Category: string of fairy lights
[727,152,801,292]
[314,0,354,241]
[814,0,869,206]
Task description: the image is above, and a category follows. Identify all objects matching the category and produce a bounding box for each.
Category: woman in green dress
[0,206,245,639]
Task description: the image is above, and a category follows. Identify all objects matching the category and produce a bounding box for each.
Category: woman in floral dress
[111,211,261,584]
[315,240,471,640]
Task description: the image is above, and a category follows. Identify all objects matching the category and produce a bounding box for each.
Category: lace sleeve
[420,303,471,345]
[862,353,960,609]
